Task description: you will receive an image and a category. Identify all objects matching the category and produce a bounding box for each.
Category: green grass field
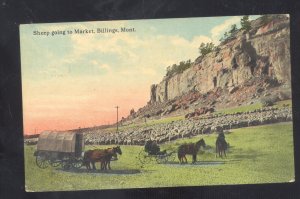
[215,100,292,115]
[24,122,295,192]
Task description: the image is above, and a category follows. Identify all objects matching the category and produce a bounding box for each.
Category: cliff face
[150,15,290,104]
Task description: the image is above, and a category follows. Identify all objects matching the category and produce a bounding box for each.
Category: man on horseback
[216,132,228,158]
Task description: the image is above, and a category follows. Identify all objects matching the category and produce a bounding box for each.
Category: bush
[260,15,272,26]
[199,42,215,56]
[278,90,292,100]
[229,24,237,35]
[260,96,279,107]
[166,60,192,77]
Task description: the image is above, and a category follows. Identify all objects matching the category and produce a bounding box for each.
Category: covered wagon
[34,131,85,169]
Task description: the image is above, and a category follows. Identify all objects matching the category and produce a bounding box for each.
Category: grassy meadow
[24,122,295,192]
[215,100,292,115]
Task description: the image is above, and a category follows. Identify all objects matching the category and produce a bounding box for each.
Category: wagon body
[138,141,176,164]
[34,131,85,169]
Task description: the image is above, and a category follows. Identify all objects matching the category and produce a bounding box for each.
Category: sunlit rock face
[150,15,290,103]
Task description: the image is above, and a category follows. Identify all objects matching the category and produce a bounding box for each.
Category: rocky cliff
[150,15,290,104]
[77,15,293,144]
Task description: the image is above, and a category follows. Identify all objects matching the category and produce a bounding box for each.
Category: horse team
[83,146,122,171]
[83,133,228,171]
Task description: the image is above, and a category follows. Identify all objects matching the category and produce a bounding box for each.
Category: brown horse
[216,133,228,158]
[83,146,122,170]
[178,138,206,164]
[101,147,122,170]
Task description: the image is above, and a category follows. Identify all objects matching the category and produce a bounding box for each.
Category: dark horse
[83,146,122,170]
[178,138,206,164]
[216,133,228,158]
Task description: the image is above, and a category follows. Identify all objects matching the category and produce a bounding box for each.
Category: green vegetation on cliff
[165,60,192,77]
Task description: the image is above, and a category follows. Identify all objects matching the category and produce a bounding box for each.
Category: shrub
[199,42,215,56]
[260,96,279,107]
[278,90,292,100]
[229,24,237,35]
[260,15,272,26]
[166,60,192,77]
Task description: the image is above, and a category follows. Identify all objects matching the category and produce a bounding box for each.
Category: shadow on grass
[230,148,265,161]
[164,161,225,167]
[56,167,141,175]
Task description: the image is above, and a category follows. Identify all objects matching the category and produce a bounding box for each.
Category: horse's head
[113,146,122,155]
[197,138,206,148]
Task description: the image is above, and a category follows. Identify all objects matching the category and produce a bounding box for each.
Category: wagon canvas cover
[37,131,77,153]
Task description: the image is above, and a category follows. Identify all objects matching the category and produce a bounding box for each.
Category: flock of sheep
[84,106,292,145]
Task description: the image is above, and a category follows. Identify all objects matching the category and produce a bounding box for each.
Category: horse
[216,133,228,158]
[178,138,206,164]
[83,146,122,170]
[101,146,122,170]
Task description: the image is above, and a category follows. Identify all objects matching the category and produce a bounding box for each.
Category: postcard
[20,14,294,192]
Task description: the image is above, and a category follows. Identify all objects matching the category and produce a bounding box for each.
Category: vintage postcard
[20,14,294,192]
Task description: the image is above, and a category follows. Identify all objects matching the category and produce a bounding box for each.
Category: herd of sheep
[84,106,292,146]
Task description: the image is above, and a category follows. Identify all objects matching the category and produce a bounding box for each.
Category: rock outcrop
[75,15,293,146]
[150,15,290,104]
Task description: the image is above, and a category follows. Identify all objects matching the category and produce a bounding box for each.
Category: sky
[20,15,260,134]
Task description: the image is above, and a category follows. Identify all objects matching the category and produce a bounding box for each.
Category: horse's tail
[224,140,228,150]
[215,141,218,157]
[177,145,183,160]
[177,152,181,160]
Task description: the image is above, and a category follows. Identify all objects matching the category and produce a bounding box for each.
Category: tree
[199,42,215,56]
[130,108,135,115]
[260,15,271,25]
[241,15,251,32]
[229,24,237,35]
[223,31,228,39]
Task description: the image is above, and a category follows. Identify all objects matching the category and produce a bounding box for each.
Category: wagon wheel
[167,151,176,162]
[138,150,151,164]
[61,159,72,170]
[36,155,49,169]
[49,159,61,167]
[155,154,168,164]
[71,157,83,169]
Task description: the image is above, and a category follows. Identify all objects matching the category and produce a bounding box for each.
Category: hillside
[24,15,292,146]
[123,14,291,123]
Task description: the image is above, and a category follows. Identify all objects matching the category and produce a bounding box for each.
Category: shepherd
[216,132,228,158]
